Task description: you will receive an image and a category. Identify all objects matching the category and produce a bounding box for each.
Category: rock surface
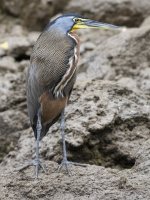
[0,0,70,31]
[78,26,150,95]
[0,1,150,200]
[65,0,150,27]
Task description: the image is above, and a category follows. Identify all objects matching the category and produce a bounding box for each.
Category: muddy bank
[0,0,150,199]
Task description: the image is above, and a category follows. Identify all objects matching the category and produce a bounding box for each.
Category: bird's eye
[74,18,81,23]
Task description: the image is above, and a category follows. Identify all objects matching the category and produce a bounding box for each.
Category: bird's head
[48,14,119,34]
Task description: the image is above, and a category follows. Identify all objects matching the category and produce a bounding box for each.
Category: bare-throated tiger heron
[26,14,118,178]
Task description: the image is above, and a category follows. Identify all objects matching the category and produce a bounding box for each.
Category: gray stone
[65,0,150,27]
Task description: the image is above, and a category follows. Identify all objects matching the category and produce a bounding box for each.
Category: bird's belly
[39,91,68,124]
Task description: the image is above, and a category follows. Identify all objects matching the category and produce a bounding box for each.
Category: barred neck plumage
[53,32,80,98]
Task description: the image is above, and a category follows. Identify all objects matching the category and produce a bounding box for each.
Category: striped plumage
[24,14,118,177]
[27,16,79,139]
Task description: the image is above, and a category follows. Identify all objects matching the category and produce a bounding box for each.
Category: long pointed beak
[72,19,119,31]
[83,19,119,30]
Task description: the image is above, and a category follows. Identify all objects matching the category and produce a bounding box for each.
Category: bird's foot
[15,159,46,178]
[33,159,47,178]
[57,158,87,175]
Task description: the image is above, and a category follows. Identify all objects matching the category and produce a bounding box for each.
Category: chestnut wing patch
[39,92,68,124]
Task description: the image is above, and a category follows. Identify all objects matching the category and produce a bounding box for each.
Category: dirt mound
[0,1,150,199]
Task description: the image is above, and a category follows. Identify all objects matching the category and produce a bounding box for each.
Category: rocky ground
[0,0,150,199]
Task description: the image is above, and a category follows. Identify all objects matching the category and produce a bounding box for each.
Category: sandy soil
[0,0,150,199]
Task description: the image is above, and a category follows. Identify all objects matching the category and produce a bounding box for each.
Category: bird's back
[27,28,78,139]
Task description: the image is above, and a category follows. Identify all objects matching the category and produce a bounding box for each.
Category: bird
[25,13,118,178]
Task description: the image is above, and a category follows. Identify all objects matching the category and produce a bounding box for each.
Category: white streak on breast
[53,32,79,98]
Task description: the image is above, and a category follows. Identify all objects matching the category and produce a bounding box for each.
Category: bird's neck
[68,31,80,45]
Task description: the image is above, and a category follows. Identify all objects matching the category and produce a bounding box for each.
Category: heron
[26,13,118,178]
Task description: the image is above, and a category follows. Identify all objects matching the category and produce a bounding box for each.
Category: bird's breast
[32,31,78,90]
[52,32,80,98]
[39,91,68,124]
[27,29,80,131]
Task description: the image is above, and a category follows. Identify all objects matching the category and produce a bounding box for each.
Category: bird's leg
[15,113,46,178]
[58,110,87,174]
[31,112,46,178]
[58,109,70,173]
[33,113,43,178]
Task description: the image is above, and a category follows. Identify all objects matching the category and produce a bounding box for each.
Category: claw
[15,162,33,171]
[33,159,46,178]
[57,159,72,175]
[15,159,47,178]
[57,159,87,175]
